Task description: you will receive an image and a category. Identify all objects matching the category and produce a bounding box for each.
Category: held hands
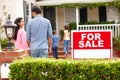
[48,47,52,54]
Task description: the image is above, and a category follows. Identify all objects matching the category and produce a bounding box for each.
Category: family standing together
[13,6,70,59]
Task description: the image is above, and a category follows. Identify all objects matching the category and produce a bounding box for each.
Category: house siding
[0,0,35,23]
[107,6,120,22]
[65,8,76,24]
[88,7,99,22]
[15,0,24,19]
[64,7,120,24]
[0,0,17,23]
[0,0,35,38]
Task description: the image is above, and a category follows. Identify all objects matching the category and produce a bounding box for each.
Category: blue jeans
[52,47,58,59]
[30,49,48,58]
[64,40,70,54]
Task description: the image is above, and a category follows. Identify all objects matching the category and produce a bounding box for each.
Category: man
[26,6,52,58]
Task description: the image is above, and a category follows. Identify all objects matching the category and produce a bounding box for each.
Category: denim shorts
[30,49,48,58]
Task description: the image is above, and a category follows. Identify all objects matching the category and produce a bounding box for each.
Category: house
[36,0,120,37]
[0,0,35,27]
[0,0,120,37]
[0,0,35,38]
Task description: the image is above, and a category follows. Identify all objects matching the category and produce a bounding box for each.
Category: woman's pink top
[14,28,29,50]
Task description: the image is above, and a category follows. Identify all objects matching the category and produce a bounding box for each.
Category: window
[99,6,107,22]
[79,7,88,24]
[36,0,43,1]
[23,1,30,30]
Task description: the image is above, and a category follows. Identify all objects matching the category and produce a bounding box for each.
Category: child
[63,25,70,57]
[52,30,59,59]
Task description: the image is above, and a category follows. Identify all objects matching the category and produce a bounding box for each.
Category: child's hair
[52,30,56,35]
[64,25,70,32]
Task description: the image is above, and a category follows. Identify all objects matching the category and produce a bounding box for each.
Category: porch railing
[78,24,120,38]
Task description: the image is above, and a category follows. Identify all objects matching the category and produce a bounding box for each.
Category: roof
[36,0,115,6]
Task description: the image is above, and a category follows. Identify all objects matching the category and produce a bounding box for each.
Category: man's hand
[48,37,52,53]
[48,47,52,54]
[27,40,30,47]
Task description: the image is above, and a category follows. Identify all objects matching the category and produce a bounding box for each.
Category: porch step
[49,51,71,55]
[48,53,71,59]
[48,41,71,59]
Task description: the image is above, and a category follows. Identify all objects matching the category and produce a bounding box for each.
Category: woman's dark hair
[64,25,70,32]
[31,6,41,14]
[13,17,23,40]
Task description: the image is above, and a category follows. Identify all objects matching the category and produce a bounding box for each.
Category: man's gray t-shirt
[26,15,52,50]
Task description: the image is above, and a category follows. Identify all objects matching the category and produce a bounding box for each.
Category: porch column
[76,7,79,30]
[55,7,58,36]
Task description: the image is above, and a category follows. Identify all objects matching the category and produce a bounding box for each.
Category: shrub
[59,30,64,41]
[0,38,14,49]
[84,20,99,24]
[69,22,76,30]
[113,35,120,51]
[84,21,114,25]
[1,38,8,49]
[67,21,115,31]
[9,58,120,80]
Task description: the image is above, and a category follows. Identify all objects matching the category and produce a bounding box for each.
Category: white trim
[78,24,120,38]
[55,7,59,36]
[64,8,65,25]
[64,8,66,24]
[36,0,114,6]
[76,7,79,30]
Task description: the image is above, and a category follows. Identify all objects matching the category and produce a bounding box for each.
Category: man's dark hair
[31,6,41,14]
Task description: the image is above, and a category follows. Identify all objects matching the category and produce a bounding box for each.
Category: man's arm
[26,21,31,47]
[47,20,52,53]
[48,37,52,53]
[27,40,30,47]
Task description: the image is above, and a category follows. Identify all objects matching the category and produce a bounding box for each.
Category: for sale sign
[71,30,112,59]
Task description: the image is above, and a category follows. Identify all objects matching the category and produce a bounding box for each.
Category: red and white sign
[71,30,112,59]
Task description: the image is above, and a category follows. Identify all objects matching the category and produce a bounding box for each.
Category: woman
[13,17,29,50]
[63,25,70,57]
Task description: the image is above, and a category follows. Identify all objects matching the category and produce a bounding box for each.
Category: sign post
[71,30,112,59]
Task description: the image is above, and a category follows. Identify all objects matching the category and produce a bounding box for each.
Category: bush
[1,38,8,49]
[84,21,114,25]
[0,38,14,49]
[84,21,99,24]
[9,58,120,80]
[68,21,114,31]
[59,30,64,41]
[69,22,76,30]
[113,35,120,51]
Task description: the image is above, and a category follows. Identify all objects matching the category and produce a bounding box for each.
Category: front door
[43,7,56,30]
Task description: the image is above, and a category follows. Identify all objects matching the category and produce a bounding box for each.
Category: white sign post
[1,63,10,79]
